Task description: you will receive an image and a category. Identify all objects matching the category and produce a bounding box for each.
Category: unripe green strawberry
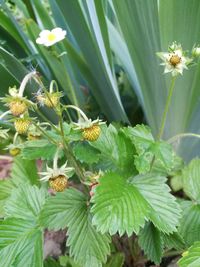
[83,124,101,141]
[14,118,31,134]
[9,100,27,116]
[49,175,68,192]
[44,93,60,108]
[9,147,21,156]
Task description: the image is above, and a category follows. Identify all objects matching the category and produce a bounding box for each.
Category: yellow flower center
[47,33,56,42]
[169,55,181,66]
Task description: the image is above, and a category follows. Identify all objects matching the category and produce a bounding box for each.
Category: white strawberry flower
[36,28,67,47]
[157,42,192,76]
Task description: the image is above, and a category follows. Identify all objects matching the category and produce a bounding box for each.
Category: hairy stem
[18,71,38,97]
[0,110,11,120]
[33,123,57,145]
[33,105,59,133]
[60,58,80,112]
[58,108,85,182]
[157,76,176,140]
[168,132,200,144]
[65,105,88,121]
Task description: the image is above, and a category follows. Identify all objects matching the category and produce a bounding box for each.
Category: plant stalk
[157,76,176,140]
[33,123,57,145]
[168,132,200,144]
[58,108,85,182]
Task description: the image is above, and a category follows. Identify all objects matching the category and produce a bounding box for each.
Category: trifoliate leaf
[73,142,100,164]
[91,172,149,236]
[178,200,200,246]
[182,159,200,201]
[91,125,136,176]
[138,222,163,264]
[21,140,57,160]
[178,241,200,267]
[39,188,111,267]
[131,173,181,234]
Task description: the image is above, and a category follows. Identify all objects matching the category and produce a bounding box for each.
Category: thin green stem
[33,123,57,145]
[18,71,37,97]
[0,110,11,120]
[49,80,58,93]
[157,76,177,140]
[58,108,85,182]
[53,148,60,170]
[168,132,200,144]
[64,105,88,121]
[60,59,80,113]
[13,132,18,145]
[32,105,59,133]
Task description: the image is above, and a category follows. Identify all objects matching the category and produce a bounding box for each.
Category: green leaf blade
[40,188,111,267]
[182,159,200,201]
[5,184,46,222]
[178,241,200,267]
[139,223,163,264]
[131,173,181,234]
[91,172,149,236]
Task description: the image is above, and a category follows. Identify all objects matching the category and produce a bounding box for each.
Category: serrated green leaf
[0,179,15,216]
[178,241,200,267]
[91,125,136,176]
[123,125,154,155]
[10,157,40,186]
[138,222,163,264]
[39,188,111,267]
[162,232,185,251]
[73,142,100,164]
[91,172,149,236]
[182,159,200,201]
[4,184,46,222]
[0,218,43,267]
[124,125,178,174]
[21,140,57,160]
[131,173,181,234]
[178,200,200,246]
[0,184,46,267]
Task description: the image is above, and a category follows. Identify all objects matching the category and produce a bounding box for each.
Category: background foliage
[1,0,200,160]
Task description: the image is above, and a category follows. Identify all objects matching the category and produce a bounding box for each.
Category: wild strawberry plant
[0,43,200,267]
